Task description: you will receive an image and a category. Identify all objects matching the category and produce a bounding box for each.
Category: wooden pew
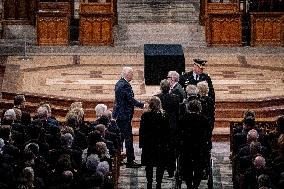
[250,12,284,46]
[79,0,114,46]
[205,2,243,46]
[36,0,71,45]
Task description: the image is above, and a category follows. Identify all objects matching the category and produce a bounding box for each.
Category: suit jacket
[156,92,180,130]
[179,70,215,102]
[112,78,144,121]
[171,82,186,103]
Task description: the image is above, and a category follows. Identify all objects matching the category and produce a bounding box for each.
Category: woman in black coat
[139,96,171,189]
[179,99,211,189]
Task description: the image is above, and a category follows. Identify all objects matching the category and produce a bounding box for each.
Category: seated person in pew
[233,115,269,154]
[268,115,284,159]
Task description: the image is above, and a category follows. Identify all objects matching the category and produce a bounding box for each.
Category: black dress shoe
[126,161,141,168]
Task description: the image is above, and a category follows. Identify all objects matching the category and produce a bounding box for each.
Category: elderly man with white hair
[167,70,186,103]
[112,67,145,168]
[2,109,16,125]
[95,103,108,118]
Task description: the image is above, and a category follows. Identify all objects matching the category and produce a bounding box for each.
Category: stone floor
[118,142,232,189]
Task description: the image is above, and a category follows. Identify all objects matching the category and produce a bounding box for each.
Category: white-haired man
[167,70,186,103]
[113,67,144,168]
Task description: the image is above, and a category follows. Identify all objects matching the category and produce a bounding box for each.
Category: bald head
[253,155,266,169]
[247,129,259,143]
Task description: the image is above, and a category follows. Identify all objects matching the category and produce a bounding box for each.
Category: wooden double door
[3,0,37,24]
[3,0,75,25]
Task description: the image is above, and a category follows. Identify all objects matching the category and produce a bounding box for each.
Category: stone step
[116,0,204,46]
[114,23,206,47]
[117,1,199,23]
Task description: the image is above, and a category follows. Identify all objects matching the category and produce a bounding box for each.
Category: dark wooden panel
[36,1,71,45]
[37,16,70,45]
[250,12,284,46]
[3,0,37,25]
[206,13,242,46]
[206,2,240,14]
[79,2,114,46]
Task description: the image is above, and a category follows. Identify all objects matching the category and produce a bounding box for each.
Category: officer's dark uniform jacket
[179,70,215,102]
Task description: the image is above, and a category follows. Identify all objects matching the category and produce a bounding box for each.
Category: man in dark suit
[155,79,180,177]
[112,67,144,168]
[167,71,186,103]
[179,59,215,102]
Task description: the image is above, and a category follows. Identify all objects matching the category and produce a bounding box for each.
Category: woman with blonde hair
[139,96,171,189]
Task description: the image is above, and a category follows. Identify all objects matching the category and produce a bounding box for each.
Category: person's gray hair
[96,141,110,159]
[39,103,52,116]
[197,81,209,96]
[96,161,110,176]
[61,133,74,147]
[37,106,48,119]
[4,109,16,120]
[160,79,170,93]
[121,67,133,78]
[186,85,199,96]
[95,104,108,117]
[86,154,100,171]
[186,99,202,113]
[168,71,180,82]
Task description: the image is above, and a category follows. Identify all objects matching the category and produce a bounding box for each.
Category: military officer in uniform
[179,59,215,102]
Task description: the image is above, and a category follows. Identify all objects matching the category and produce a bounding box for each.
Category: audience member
[95,103,108,118]
[13,94,31,126]
[65,108,88,151]
[39,102,59,128]
[269,115,284,158]
[2,109,16,125]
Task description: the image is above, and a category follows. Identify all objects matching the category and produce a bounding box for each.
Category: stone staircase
[115,0,206,47]
[118,0,200,24]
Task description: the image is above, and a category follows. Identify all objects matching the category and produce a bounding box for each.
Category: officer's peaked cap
[193,59,207,68]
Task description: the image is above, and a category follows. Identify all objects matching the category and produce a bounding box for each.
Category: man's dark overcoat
[178,112,211,179]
